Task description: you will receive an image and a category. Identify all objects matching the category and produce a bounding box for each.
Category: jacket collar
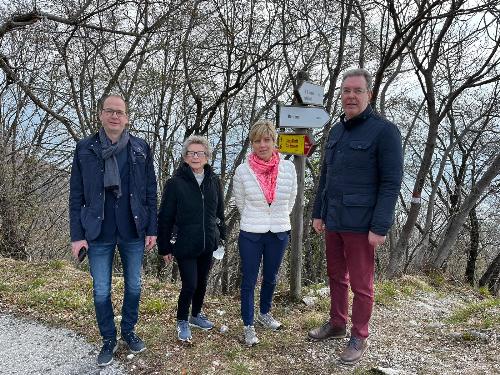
[87,130,143,160]
[340,105,374,130]
[176,162,213,181]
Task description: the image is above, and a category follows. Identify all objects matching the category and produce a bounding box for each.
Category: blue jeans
[88,237,144,339]
[239,231,289,326]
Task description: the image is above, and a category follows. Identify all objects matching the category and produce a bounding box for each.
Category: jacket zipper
[90,140,105,220]
[199,181,206,251]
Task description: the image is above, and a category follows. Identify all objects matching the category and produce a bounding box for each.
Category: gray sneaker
[189,312,214,330]
[177,320,192,342]
[256,312,282,331]
[243,325,259,346]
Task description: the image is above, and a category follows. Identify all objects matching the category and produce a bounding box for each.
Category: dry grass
[0,257,498,375]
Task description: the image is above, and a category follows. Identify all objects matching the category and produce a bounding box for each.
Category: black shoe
[97,338,118,367]
[121,331,146,353]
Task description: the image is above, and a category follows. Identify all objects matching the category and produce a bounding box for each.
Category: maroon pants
[325,230,375,339]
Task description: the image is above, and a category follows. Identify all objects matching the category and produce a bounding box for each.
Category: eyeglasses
[341,88,369,95]
[102,108,127,117]
[186,151,207,158]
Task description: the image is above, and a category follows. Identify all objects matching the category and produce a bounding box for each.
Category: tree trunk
[432,153,500,269]
[465,207,479,285]
[479,250,500,296]
[290,154,305,301]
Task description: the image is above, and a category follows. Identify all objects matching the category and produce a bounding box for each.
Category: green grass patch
[26,289,89,310]
[316,295,331,312]
[375,280,398,306]
[301,313,324,331]
[142,297,170,314]
[28,277,48,289]
[225,347,243,360]
[0,281,8,292]
[428,270,446,288]
[148,280,165,292]
[49,260,65,270]
[26,290,53,306]
[478,286,491,298]
[446,298,500,329]
[230,361,252,375]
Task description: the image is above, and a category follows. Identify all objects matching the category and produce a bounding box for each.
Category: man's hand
[145,236,157,252]
[368,231,386,248]
[312,218,325,234]
[71,240,88,259]
[163,254,174,263]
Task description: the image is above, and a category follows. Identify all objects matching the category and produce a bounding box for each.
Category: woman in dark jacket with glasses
[157,135,225,343]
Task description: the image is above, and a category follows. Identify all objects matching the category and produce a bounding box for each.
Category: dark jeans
[88,237,144,340]
[176,251,213,321]
[239,230,289,326]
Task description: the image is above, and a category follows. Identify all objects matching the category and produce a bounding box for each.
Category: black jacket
[157,162,226,258]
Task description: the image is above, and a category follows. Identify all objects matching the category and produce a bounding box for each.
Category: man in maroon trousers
[308,68,403,365]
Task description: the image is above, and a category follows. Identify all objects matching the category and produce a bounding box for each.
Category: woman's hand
[163,254,174,263]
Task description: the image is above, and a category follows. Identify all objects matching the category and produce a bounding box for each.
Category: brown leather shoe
[308,321,346,340]
[339,336,368,365]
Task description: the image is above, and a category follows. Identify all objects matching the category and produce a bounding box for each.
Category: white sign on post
[278,105,330,128]
[297,81,324,106]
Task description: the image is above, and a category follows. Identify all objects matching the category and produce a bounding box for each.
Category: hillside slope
[0,257,498,374]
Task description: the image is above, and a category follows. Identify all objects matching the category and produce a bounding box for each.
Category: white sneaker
[256,312,282,331]
[243,325,259,346]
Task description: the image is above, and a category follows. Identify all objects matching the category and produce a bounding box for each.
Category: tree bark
[431,153,500,269]
[479,250,500,296]
[465,207,480,285]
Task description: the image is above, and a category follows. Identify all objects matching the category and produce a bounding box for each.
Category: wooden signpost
[278,73,329,300]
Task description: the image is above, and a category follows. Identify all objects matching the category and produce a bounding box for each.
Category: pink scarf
[248,151,280,204]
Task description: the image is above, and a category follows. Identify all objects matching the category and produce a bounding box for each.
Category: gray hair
[181,135,212,158]
[341,68,373,90]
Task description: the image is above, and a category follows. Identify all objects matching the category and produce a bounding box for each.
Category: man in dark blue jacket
[69,95,157,367]
[308,69,403,364]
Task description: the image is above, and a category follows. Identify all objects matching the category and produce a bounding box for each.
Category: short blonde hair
[181,135,212,158]
[249,120,277,143]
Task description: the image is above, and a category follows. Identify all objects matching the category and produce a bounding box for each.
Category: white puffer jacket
[233,157,297,233]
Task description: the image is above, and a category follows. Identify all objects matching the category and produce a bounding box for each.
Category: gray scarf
[99,127,130,198]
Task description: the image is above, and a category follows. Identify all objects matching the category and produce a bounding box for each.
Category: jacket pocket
[80,206,102,240]
[345,140,373,169]
[174,223,203,257]
[340,193,376,229]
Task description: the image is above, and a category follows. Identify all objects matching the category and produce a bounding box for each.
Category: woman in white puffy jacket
[233,120,297,346]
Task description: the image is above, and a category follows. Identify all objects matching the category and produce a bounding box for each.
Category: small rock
[372,367,405,375]
[220,325,229,333]
[426,322,444,329]
[213,360,220,366]
[302,296,318,306]
[127,353,135,360]
[317,287,330,297]
[470,331,488,342]
[216,309,225,316]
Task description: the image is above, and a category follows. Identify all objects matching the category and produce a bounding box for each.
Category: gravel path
[0,313,127,375]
